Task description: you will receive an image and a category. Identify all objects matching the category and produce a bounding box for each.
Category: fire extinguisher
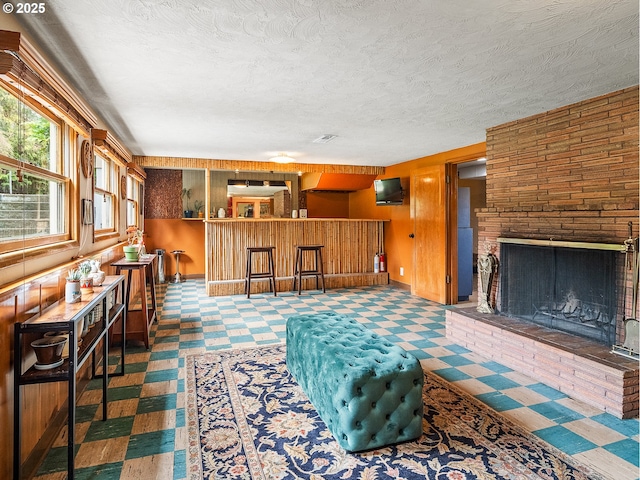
[374,253,380,273]
[379,252,386,272]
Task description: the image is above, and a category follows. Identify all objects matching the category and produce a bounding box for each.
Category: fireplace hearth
[498,239,622,346]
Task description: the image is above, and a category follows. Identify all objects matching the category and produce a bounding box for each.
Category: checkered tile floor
[35,280,639,480]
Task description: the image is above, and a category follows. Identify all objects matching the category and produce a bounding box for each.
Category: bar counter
[205,218,388,296]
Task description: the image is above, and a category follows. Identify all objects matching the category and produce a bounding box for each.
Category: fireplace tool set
[612,222,639,358]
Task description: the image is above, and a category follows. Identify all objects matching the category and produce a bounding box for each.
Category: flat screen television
[374,177,404,205]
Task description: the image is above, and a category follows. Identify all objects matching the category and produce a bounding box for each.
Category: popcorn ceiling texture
[18,1,639,166]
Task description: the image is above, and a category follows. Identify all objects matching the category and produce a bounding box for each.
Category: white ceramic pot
[91,270,106,286]
[65,281,81,304]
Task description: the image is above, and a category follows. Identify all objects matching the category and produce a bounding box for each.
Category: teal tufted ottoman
[286,312,424,452]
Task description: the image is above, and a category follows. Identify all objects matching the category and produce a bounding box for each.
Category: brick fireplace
[447,86,639,418]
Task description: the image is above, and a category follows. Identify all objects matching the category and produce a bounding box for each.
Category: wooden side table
[111,254,157,349]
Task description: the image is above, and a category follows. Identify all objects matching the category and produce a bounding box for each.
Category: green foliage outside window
[0,87,53,194]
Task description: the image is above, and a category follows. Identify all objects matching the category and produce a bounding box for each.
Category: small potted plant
[65,269,82,303]
[78,261,94,294]
[182,188,193,218]
[124,225,144,261]
[193,200,204,218]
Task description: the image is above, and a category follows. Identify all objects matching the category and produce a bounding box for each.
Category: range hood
[300,173,377,191]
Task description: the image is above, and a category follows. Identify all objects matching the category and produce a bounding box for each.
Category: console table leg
[68,365,76,479]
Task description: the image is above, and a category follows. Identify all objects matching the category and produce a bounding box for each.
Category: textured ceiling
[14,0,639,167]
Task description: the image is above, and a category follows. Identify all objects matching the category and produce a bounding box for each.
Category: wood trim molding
[0,30,97,136]
[0,52,93,136]
[91,128,132,166]
[134,155,385,176]
[127,162,147,180]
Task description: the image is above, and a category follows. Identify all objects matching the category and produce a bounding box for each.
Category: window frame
[92,150,117,235]
[127,174,142,229]
[0,83,71,254]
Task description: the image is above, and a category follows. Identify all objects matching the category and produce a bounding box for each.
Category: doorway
[410,158,486,305]
[456,158,487,305]
[410,164,456,304]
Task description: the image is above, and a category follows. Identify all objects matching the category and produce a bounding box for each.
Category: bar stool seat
[292,245,326,294]
[171,250,185,283]
[245,246,277,298]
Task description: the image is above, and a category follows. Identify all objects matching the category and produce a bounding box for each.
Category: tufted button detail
[286,312,424,452]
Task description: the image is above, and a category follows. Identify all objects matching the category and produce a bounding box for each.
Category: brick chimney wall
[478,86,638,248]
[477,86,639,320]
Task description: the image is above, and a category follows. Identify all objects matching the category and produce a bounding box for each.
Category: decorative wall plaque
[120,175,127,199]
[80,140,93,178]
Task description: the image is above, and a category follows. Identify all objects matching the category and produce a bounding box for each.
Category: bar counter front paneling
[205,219,389,296]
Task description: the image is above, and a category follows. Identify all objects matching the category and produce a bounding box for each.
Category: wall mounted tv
[374,177,404,205]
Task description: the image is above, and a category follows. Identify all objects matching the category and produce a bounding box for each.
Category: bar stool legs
[171,250,185,283]
[245,246,277,298]
[292,245,325,294]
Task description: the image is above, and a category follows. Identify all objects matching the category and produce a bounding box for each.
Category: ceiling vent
[312,134,338,144]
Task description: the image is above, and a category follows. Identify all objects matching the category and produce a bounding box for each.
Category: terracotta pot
[80,276,94,294]
[31,336,67,366]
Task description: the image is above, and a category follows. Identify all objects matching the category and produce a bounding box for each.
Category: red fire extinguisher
[379,252,386,272]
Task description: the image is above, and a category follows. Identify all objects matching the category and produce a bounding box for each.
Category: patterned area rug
[186,344,602,479]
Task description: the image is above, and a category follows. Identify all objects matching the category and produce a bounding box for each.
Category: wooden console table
[13,275,126,480]
[112,254,157,349]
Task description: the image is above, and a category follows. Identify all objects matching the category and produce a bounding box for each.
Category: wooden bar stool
[292,245,326,294]
[245,246,277,298]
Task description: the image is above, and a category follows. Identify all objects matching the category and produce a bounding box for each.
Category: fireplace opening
[499,242,619,345]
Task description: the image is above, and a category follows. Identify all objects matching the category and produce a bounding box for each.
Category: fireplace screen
[499,243,618,345]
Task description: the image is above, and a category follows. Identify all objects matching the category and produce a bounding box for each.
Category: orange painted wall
[349,142,486,287]
[306,192,350,218]
[143,219,206,277]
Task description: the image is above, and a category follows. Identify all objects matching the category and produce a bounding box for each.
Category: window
[0,86,68,251]
[127,175,142,227]
[93,153,116,232]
